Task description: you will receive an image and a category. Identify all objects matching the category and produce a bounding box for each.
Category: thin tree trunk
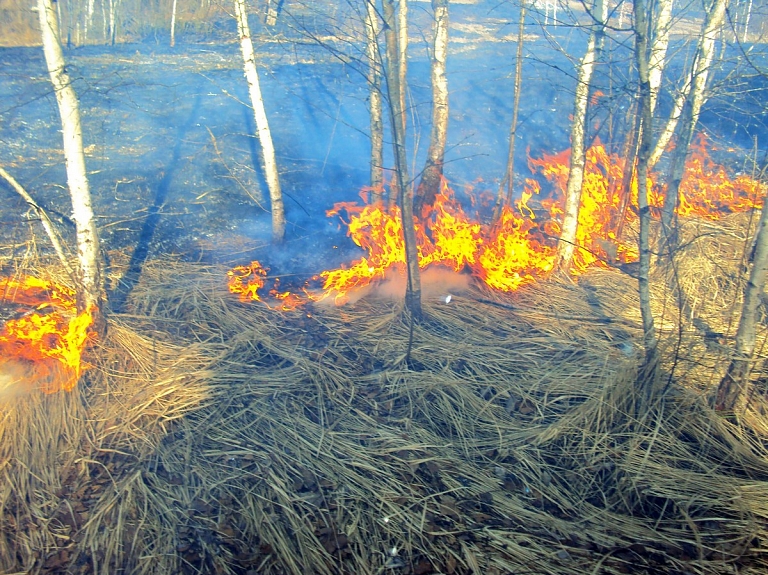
[555,0,605,272]
[109,0,116,45]
[397,0,407,136]
[660,0,728,243]
[614,97,640,243]
[170,0,178,46]
[649,0,727,169]
[714,190,768,412]
[364,0,384,203]
[415,0,449,213]
[494,2,526,222]
[0,167,76,280]
[383,0,421,320]
[101,0,107,41]
[633,0,659,388]
[234,0,285,242]
[85,0,94,41]
[38,0,105,331]
[648,0,673,115]
[742,0,753,43]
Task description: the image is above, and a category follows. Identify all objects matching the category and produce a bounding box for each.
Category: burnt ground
[1,3,765,292]
[1,8,768,573]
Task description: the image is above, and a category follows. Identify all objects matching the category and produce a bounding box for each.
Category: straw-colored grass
[2,217,768,574]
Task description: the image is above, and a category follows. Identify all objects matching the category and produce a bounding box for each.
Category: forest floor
[2,5,768,574]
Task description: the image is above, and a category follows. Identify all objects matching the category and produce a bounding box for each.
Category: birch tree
[170,0,178,46]
[382,0,421,319]
[38,0,105,332]
[612,0,672,242]
[714,189,768,412]
[649,0,728,169]
[364,0,384,203]
[415,0,449,213]
[233,0,286,242]
[660,0,729,239]
[397,0,408,136]
[648,0,674,116]
[555,0,606,272]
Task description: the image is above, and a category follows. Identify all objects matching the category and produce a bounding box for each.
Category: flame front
[0,277,93,393]
[227,137,764,307]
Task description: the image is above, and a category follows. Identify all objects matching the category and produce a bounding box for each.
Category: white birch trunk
[38,0,104,327]
[101,0,107,41]
[364,0,384,203]
[83,0,94,41]
[416,0,449,212]
[648,0,673,115]
[742,0,753,43]
[109,0,116,45]
[649,0,728,168]
[170,0,178,46]
[234,0,285,242]
[715,194,768,411]
[397,0,408,135]
[555,0,605,272]
[660,0,728,231]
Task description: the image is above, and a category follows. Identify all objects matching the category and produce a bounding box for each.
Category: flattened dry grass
[1,223,768,574]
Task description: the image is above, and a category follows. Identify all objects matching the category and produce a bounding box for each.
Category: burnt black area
[1,9,767,292]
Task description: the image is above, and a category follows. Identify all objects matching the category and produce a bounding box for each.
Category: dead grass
[1,222,768,574]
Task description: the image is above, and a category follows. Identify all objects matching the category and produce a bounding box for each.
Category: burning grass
[227,136,765,310]
[2,216,768,574]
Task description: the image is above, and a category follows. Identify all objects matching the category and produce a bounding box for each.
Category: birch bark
[364,0,384,203]
[714,190,768,412]
[660,0,728,237]
[555,0,605,272]
[397,0,408,136]
[234,0,286,242]
[416,0,449,213]
[38,0,105,330]
[649,0,728,169]
[170,0,178,46]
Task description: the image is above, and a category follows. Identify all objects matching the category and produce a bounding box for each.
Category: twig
[0,165,76,280]
[206,126,267,212]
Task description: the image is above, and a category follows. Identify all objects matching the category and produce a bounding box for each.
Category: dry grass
[1,222,768,574]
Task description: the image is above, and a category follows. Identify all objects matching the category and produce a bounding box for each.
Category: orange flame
[227,137,764,307]
[0,277,93,393]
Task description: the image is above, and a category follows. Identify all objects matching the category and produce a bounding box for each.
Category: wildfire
[228,137,764,307]
[0,276,93,393]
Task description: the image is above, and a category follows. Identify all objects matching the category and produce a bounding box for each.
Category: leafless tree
[364,0,385,203]
[415,0,449,213]
[37,0,106,332]
[556,0,606,272]
[382,0,421,319]
[234,0,286,242]
[633,0,660,390]
[714,185,768,412]
[494,1,526,222]
[659,0,729,242]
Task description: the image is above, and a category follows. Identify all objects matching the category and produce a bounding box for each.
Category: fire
[227,137,764,307]
[671,135,763,217]
[0,276,93,393]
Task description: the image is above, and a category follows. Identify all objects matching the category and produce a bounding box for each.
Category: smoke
[0,360,36,402]
[319,265,472,307]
